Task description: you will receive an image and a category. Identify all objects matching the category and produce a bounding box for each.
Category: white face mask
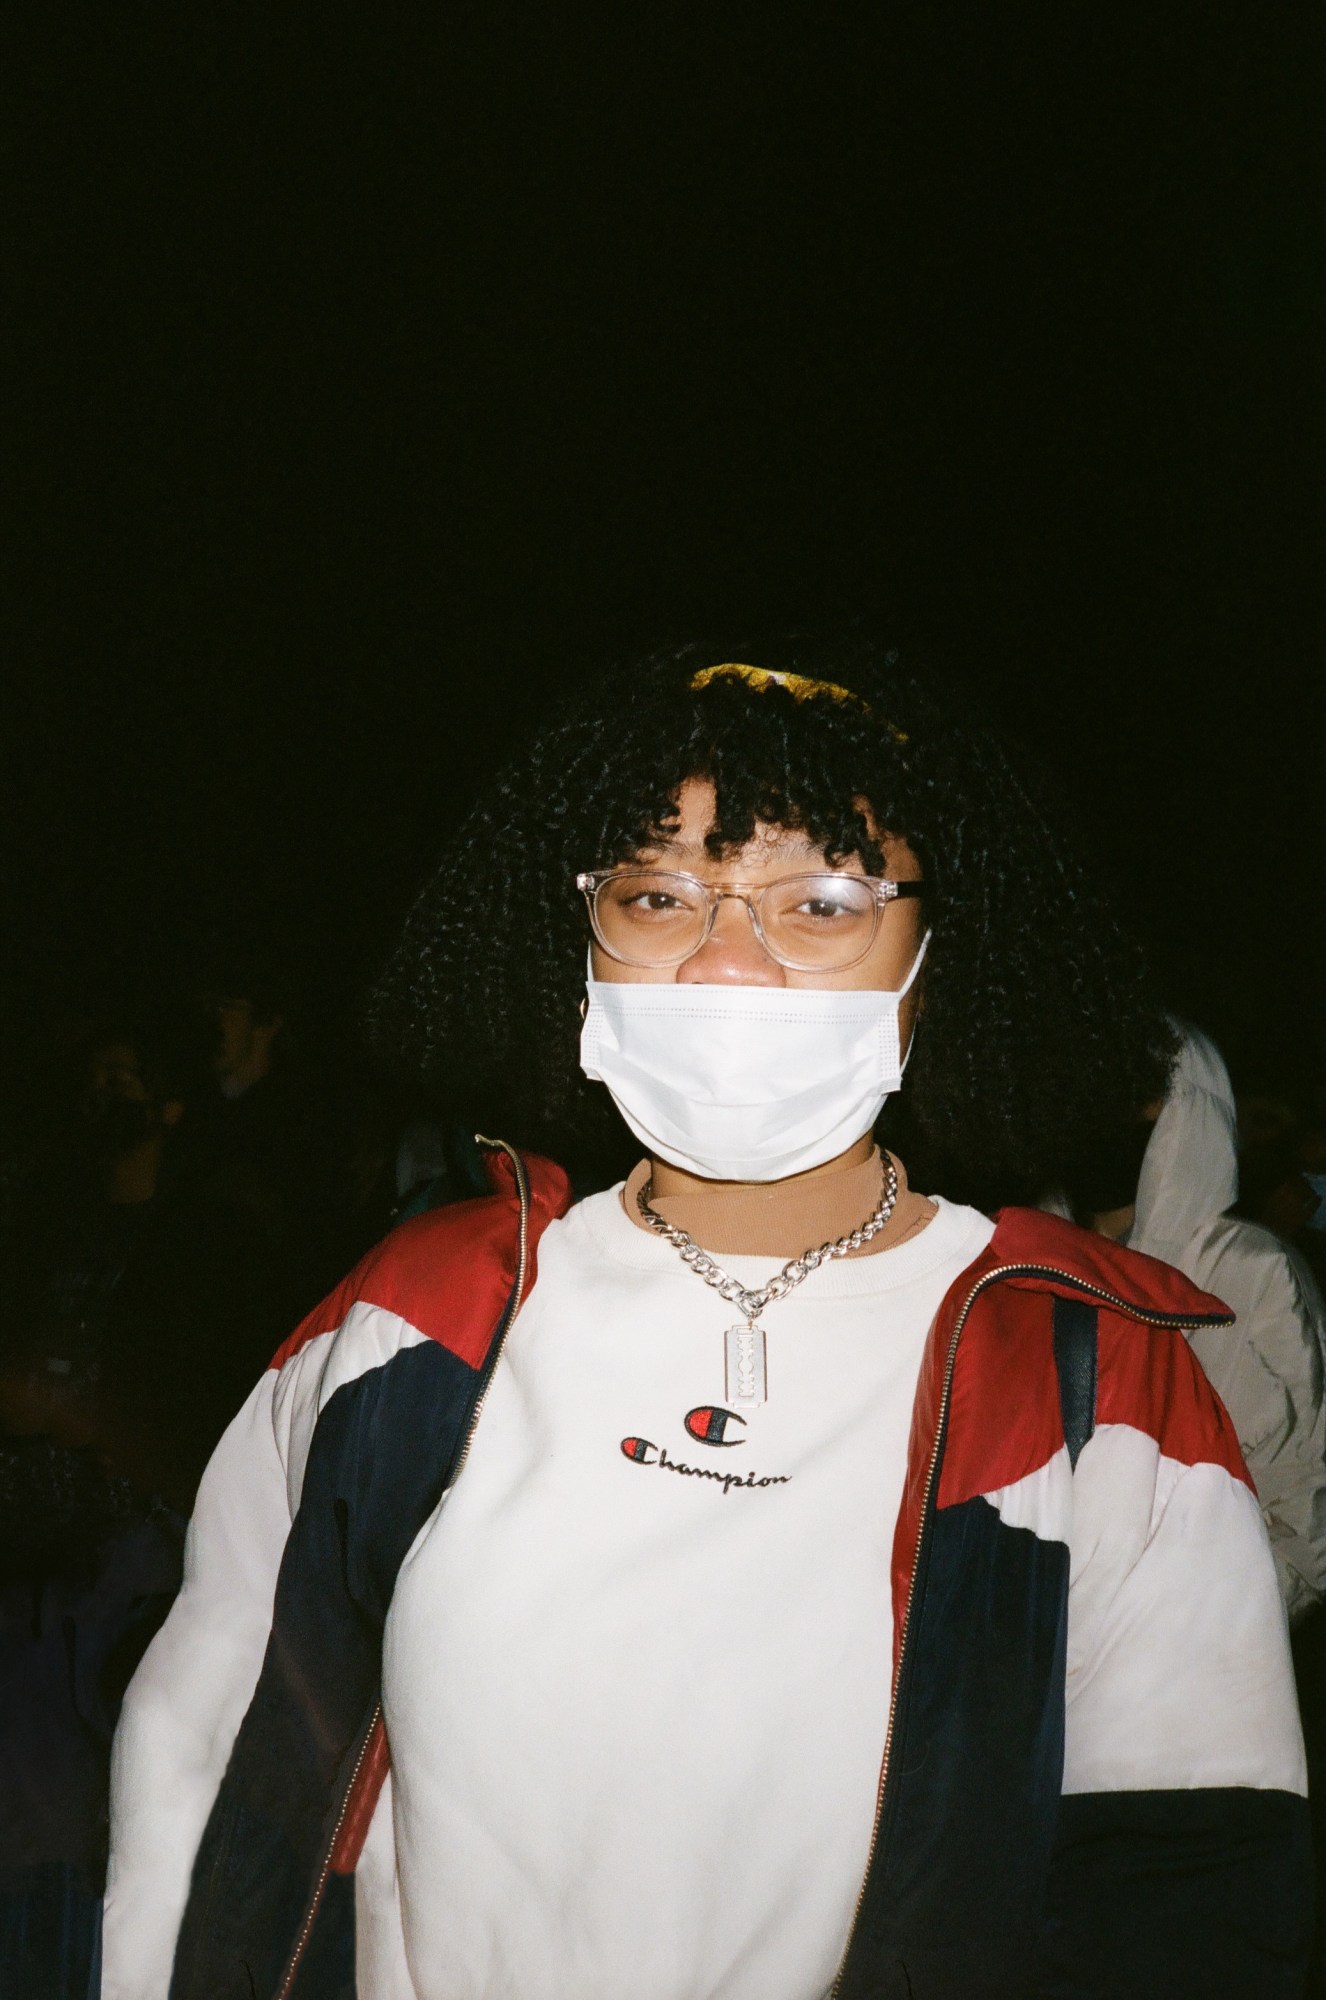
[578,933,929,1182]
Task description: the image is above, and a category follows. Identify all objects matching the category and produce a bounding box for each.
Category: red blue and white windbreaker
[103,1145,1313,1999]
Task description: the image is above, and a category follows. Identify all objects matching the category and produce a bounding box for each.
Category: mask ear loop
[897,927,932,1073]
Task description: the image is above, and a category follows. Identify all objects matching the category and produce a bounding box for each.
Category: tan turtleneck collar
[621,1147,936,1259]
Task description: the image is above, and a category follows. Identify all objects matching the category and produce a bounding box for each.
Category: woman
[104,643,1310,1999]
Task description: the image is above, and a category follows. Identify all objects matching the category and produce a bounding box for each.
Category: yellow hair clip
[689,662,908,742]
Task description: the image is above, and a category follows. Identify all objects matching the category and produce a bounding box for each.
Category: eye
[791,891,858,921]
[623,888,686,914]
[598,872,705,924]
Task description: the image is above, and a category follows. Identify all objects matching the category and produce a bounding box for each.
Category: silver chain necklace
[636,1157,899,1411]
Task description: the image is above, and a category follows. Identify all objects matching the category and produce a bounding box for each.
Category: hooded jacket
[102,1144,1311,2000]
[1130,1027,1326,1622]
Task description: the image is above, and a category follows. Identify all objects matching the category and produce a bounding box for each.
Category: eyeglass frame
[575,866,924,971]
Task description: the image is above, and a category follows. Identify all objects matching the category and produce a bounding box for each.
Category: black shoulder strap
[1052,1295,1098,1470]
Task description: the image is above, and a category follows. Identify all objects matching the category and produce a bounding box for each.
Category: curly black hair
[369,636,1175,1207]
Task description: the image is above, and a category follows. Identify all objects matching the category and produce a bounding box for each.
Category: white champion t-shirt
[382,1184,995,2000]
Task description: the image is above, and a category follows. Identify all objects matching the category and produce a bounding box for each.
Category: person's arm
[101,1370,293,1999]
[1038,1342,1313,1998]
[1188,1228,1326,1624]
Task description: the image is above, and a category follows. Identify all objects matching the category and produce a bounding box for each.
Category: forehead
[631,775,866,875]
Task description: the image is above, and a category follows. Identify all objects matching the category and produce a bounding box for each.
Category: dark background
[5,3,1323,1093]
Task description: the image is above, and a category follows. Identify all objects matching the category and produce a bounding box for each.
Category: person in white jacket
[1083,1024,1326,1624]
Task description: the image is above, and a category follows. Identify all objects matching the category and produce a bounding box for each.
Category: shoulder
[271,1150,573,1375]
[983,1205,1234,1324]
[937,1206,1249,1506]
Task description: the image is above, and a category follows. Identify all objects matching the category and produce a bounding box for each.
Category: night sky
[6,5,1323,1092]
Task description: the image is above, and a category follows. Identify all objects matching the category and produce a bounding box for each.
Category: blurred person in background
[1065,1026,1326,1627]
[0,1022,197,1999]
[187,947,311,1284]
[1237,1091,1326,1305]
[190,936,498,1280]
[1,1022,192,1457]
[1,1015,289,1511]
[188,938,388,1322]
[0,1435,182,2000]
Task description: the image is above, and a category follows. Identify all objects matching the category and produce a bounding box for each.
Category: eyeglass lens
[592,871,879,970]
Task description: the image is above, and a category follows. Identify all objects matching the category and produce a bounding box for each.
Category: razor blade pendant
[725,1321,767,1411]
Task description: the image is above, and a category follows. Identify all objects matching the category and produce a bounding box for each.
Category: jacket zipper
[272,1136,532,2000]
[274,1704,381,2000]
[827,1259,1231,1997]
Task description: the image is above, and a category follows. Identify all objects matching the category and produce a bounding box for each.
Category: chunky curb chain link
[637,1157,900,1321]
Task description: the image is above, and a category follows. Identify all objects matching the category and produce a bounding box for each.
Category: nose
[675,892,785,986]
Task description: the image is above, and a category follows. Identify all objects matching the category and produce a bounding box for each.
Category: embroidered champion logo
[684,1406,746,1448]
[618,1436,790,1494]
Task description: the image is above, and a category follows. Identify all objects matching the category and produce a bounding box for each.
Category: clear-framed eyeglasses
[576,868,924,973]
